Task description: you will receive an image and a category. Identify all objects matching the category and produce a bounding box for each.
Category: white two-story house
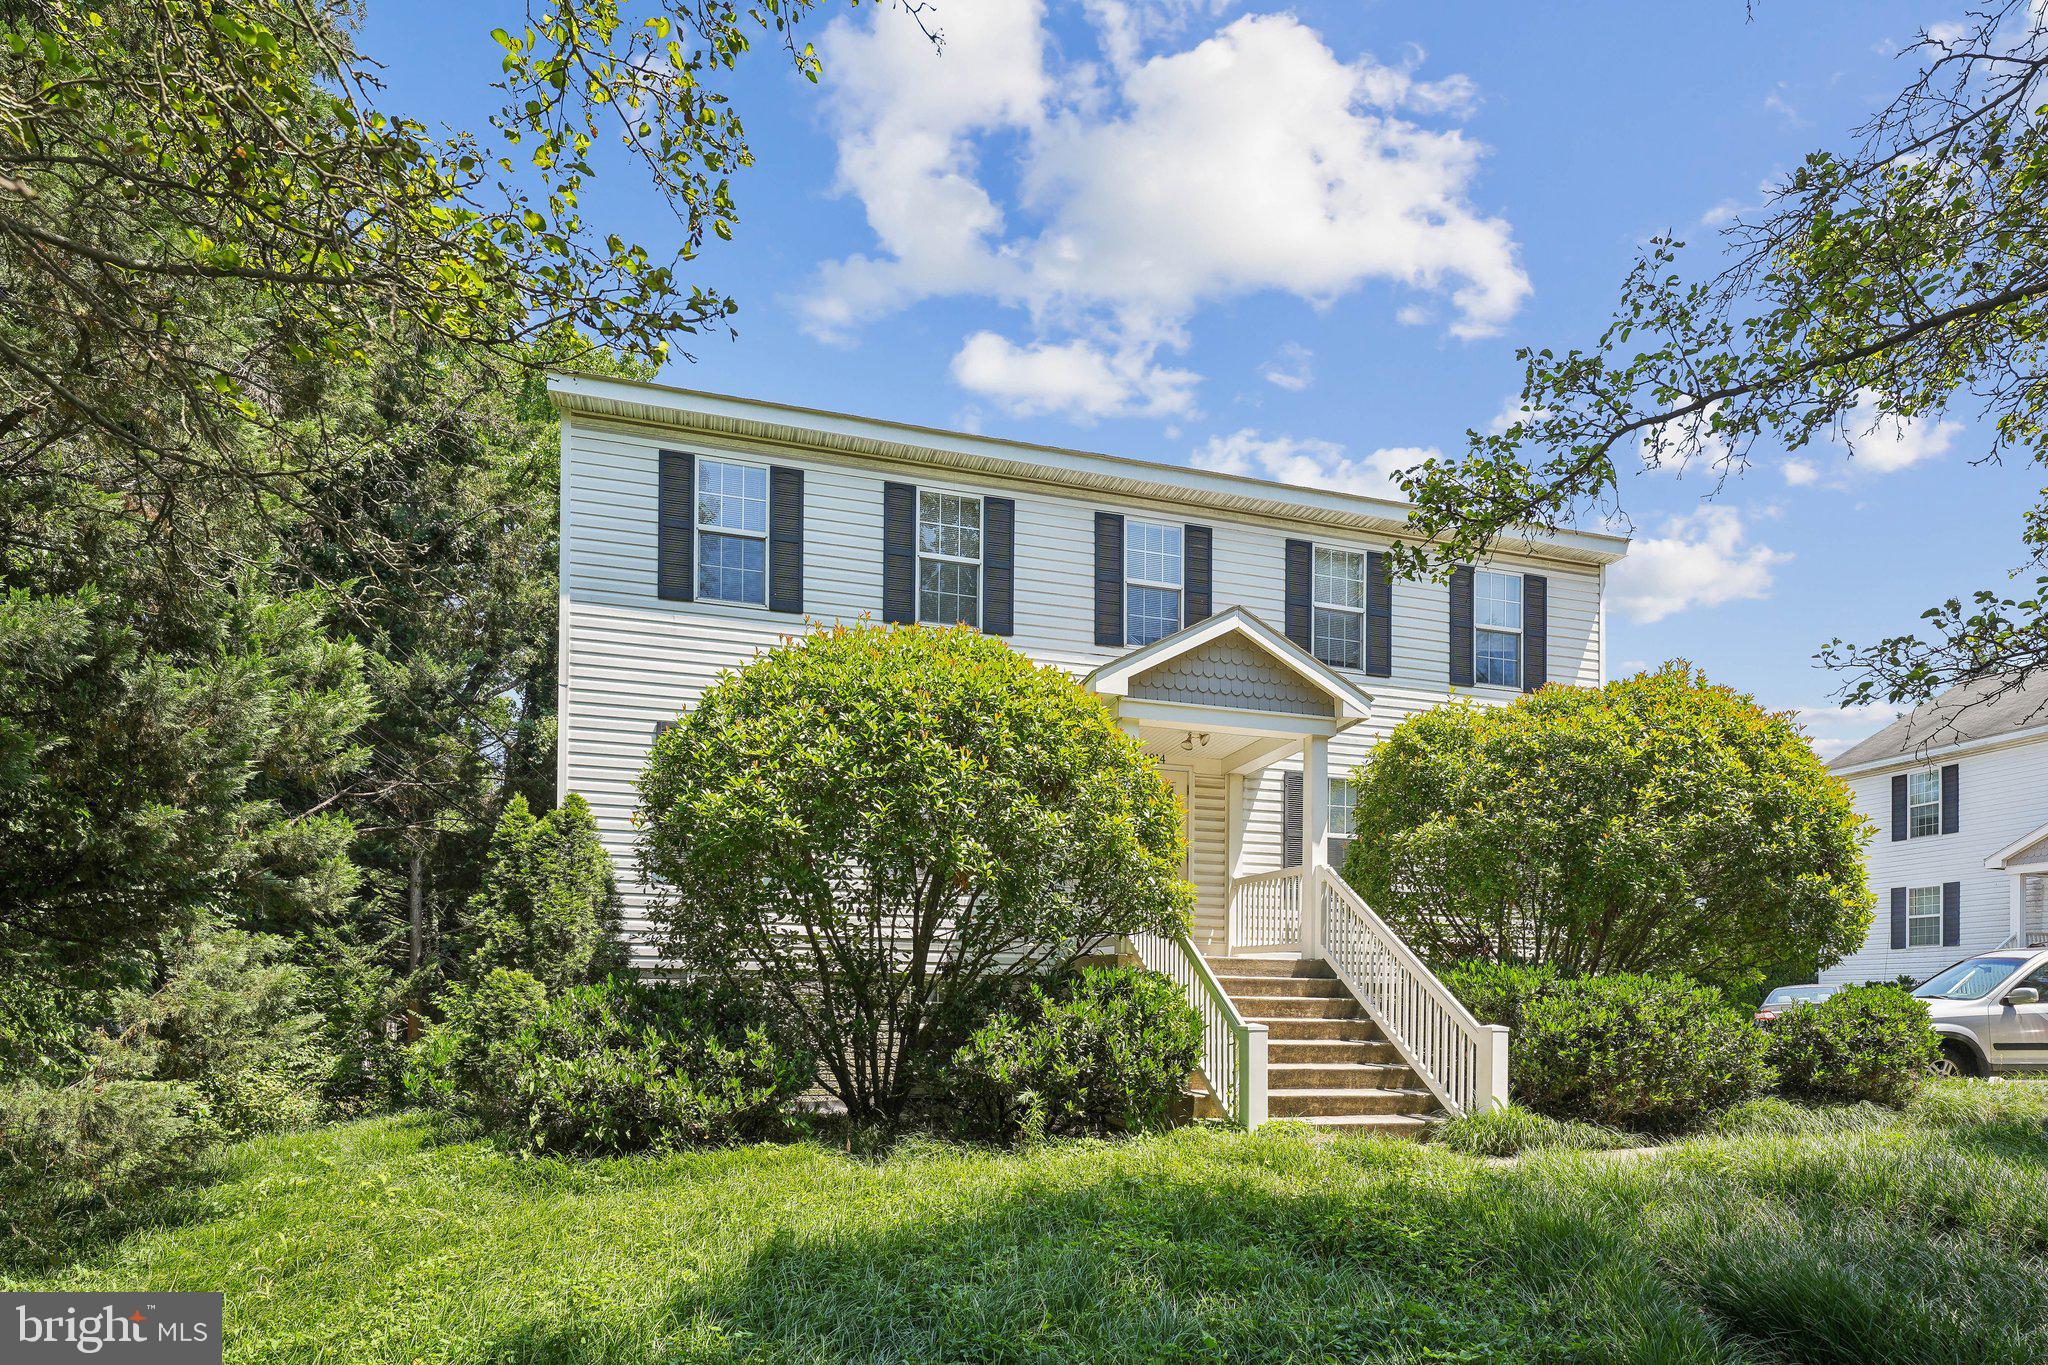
[1822,673,2048,985]
[552,374,1628,1128]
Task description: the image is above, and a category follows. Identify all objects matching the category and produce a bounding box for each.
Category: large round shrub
[1512,974,1773,1133]
[639,623,1193,1124]
[947,965,1203,1140]
[1441,959,1560,1030]
[1767,984,1939,1107]
[1342,664,1872,993]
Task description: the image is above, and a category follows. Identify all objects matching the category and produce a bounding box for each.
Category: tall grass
[3,1081,2045,1363]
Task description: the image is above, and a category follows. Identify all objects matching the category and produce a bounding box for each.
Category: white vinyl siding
[1311,546,1364,670]
[695,458,768,605]
[917,490,981,627]
[1124,520,1183,646]
[1474,569,1523,688]
[1906,885,1944,948]
[1907,769,1942,838]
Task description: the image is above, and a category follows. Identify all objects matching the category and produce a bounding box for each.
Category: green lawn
[7,1083,2048,1363]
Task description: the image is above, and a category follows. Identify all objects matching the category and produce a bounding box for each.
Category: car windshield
[1764,986,1831,1006]
[1916,957,2027,1001]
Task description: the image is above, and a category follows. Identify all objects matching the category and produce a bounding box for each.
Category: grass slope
[6,1082,2048,1363]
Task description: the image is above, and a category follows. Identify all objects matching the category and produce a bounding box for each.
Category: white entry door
[1161,767,1192,881]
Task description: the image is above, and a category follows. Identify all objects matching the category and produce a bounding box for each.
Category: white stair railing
[1313,869,1509,1116]
[1123,930,1269,1130]
[1227,868,1304,951]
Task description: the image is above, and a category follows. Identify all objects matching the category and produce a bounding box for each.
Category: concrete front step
[1267,1062,1418,1090]
[1257,1017,1385,1043]
[1215,974,1351,1000]
[1268,1086,1439,1119]
[1234,995,1363,1019]
[1205,957,1335,979]
[1289,1112,1438,1137]
[1267,1037,1401,1065]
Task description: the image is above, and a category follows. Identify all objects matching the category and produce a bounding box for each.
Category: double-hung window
[695,458,769,605]
[917,490,982,627]
[1329,779,1355,839]
[1907,770,1943,838]
[1312,546,1365,670]
[1474,570,1524,688]
[1125,520,1183,645]
[1907,885,1944,948]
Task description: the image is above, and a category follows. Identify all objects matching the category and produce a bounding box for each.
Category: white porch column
[1301,735,1329,959]
[1224,771,1246,953]
[2013,873,2027,946]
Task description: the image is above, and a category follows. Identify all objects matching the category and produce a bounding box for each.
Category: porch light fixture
[1180,732,1210,751]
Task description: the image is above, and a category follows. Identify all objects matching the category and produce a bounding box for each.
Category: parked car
[1755,983,1840,1022]
[1912,949,2048,1077]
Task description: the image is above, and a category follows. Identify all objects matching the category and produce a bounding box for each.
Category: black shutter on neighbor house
[1942,881,1962,947]
[881,482,916,624]
[1890,886,1908,950]
[1184,524,1213,624]
[1891,774,1909,842]
[657,449,694,601]
[1282,770,1303,868]
[1523,573,1548,692]
[1448,566,1475,687]
[1284,539,1312,650]
[983,496,1015,636]
[1094,512,1125,646]
[1366,551,1392,677]
[1941,763,1960,835]
[768,467,804,614]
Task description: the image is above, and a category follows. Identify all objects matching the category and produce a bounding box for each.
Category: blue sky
[366,1,2033,755]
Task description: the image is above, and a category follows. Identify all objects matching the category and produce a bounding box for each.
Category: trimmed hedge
[1766,984,1939,1107]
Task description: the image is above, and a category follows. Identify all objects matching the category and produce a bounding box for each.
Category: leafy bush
[0,1079,207,1220]
[1432,1103,1640,1157]
[463,793,620,990]
[1441,959,1561,1030]
[641,623,1192,1124]
[1766,985,1939,1108]
[1512,974,1773,1134]
[408,973,811,1153]
[948,966,1202,1140]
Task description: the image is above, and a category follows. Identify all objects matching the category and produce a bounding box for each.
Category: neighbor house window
[695,458,768,605]
[1907,884,1944,948]
[1312,546,1364,669]
[1125,520,1183,646]
[917,489,982,627]
[1907,769,1943,838]
[1474,569,1524,688]
[1329,779,1355,839]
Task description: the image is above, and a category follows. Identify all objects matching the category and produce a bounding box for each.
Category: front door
[1161,767,1192,882]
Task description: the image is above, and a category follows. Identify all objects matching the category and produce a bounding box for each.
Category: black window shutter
[1941,763,1960,835]
[1365,551,1392,677]
[1094,512,1125,646]
[1282,770,1303,868]
[1283,539,1312,649]
[1890,774,1908,842]
[1890,887,1907,950]
[1448,566,1474,687]
[984,496,1015,636]
[768,466,804,614]
[881,482,916,624]
[1942,881,1962,947]
[1523,573,1548,692]
[1184,524,1213,624]
[657,449,694,601]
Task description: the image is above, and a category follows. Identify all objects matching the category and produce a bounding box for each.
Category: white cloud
[1190,428,1434,500]
[1764,84,1806,126]
[1830,390,1961,473]
[1782,458,1820,486]
[1794,702,1905,760]
[1605,506,1791,624]
[1926,20,1969,44]
[804,4,1530,406]
[1258,342,1314,392]
[950,331,1199,420]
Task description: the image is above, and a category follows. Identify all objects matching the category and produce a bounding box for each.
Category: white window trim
[1906,769,1943,839]
[1310,543,1366,671]
[694,454,770,606]
[1472,567,1525,690]
[915,484,984,626]
[1906,884,1944,948]
[1328,777,1355,839]
[1124,518,1184,645]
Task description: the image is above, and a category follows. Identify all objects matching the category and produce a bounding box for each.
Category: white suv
[1914,949,2048,1077]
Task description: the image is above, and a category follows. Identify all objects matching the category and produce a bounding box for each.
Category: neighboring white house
[1822,673,2048,985]
[551,372,1629,1127]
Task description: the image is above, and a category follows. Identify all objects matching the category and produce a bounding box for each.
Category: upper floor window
[1312,546,1364,670]
[917,489,982,627]
[1125,520,1183,646]
[1474,569,1523,688]
[1907,884,1944,948]
[1329,779,1355,839]
[1907,769,1943,838]
[696,458,768,605]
